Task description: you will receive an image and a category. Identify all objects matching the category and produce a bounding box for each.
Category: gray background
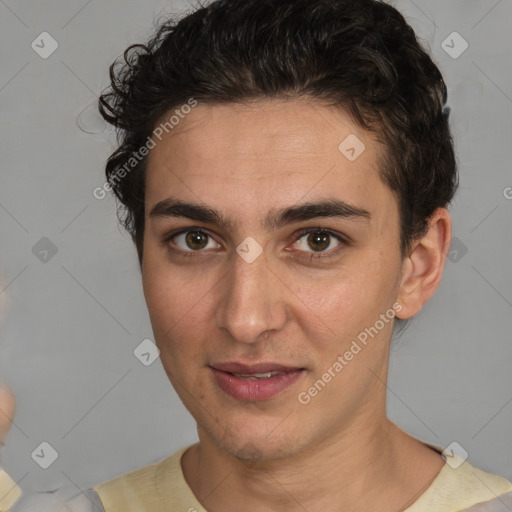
[0,0,511,494]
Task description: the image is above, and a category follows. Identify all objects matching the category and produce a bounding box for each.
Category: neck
[181,402,444,512]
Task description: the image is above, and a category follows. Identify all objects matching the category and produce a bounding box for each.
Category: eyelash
[288,227,348,262]
[162,227,349,262]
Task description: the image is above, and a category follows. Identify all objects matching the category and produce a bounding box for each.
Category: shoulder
[2,444,202,512]
[2,467,103,512]
[405,454,512,512]
[6,487,104,512]
[92,444,204,512]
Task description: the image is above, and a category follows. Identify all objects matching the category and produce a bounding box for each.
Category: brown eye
[170,229,219,252]
[307,231,331,252]
[185,230,209,250]
[294,229,341,254]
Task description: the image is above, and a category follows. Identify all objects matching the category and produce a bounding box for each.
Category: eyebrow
[149,196,371,230]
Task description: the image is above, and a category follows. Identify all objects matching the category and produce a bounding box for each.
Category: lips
[210,363,306,401]
[209,362,304,374]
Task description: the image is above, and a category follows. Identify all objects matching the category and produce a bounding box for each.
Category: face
[142,99,405,461]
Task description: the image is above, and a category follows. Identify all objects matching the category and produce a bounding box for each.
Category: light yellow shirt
[2,443,512,511]
[93,444,512,512]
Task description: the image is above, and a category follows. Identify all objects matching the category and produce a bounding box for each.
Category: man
[2,0,512,510]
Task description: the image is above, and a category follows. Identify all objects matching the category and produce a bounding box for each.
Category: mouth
[209,362,306,401]
[224,371,292,380]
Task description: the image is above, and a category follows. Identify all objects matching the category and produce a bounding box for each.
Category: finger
[0,384,16,447]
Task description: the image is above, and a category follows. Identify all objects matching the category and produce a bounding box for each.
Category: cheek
[291,252,398,347]
[142,252,216,366]
[142,253,193,339]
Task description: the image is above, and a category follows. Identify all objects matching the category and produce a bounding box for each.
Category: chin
[205,422,306,462]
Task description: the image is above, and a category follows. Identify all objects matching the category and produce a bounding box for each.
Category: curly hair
[99,0,458,265]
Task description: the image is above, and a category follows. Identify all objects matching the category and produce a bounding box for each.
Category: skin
[0,99,451,511]
[0,291,15,449]
[142,98,452,512]
[0,385,15,448]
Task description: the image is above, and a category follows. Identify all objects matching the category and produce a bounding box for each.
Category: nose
[215,247,288,344]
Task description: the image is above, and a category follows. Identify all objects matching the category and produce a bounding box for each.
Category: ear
[396,208,452,319]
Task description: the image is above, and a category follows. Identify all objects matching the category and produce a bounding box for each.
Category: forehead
[149,98,382,166]
[144,99,396,230]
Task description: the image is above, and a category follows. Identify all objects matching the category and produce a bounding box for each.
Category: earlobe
[396,208,452,320]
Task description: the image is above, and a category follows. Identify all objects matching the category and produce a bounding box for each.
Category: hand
[0,385,22,511]
[0,384,15,448]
